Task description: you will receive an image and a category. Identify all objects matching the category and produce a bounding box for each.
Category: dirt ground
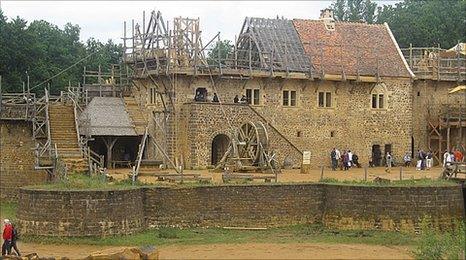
[108,166,443,185]
[16,241,414,259]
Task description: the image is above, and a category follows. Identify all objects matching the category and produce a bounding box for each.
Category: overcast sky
[1,1,397,45]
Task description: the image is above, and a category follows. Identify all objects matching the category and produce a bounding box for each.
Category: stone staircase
[124,97,148,135]
[49,104,88,173]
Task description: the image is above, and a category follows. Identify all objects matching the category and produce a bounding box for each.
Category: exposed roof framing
[236,17,312,73]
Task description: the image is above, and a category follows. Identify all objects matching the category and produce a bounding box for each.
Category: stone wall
[17,188,145,237]
[0,120,47,201]
[144,184,324,228]
[322,184,464,231]
[145,184,464,232]
[180,102,302,168]
[133,76,413,168]
[17,184,464,236]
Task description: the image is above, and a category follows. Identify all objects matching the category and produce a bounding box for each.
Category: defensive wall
[0,120,47,201]
[17,183,465,237]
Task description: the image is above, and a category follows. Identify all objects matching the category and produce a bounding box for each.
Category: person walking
[453,149,464,162]
[9,223,20,256]
[212,93,219,103]
[343,151,350,171]
[426,150,433,170]
[403,152,412,167]
[330,148,337,171]
[352,152,361,168]
[347,150,353,168]
[2,219,12,256]
[443,150,451,167]
[385,152,392,173]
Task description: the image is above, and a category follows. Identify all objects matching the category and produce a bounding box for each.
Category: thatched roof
[79,97,138,136]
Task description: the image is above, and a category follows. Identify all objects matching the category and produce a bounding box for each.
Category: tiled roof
[79,97,138,136]
[292,19,412,78]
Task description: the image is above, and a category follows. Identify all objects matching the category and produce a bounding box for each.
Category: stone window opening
[370,83,387,109]
[297,131,302,137]
[318,91,332,108]
[283,90,297,107]
[246,88,260,105]
[371,93,384,109]
[330,131,335,137]
[194,87,207,102]
[417,91,420,97]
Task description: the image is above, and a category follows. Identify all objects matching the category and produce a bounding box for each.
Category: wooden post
[409,43,413,68]
[437,43,440,80]
[364,166,368,181]
[103,137,118,168]
[248,35,252,75]
[123,21,127,62]
[320,166,324,180]
[399,166,403,181]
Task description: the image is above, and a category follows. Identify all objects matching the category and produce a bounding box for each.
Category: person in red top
[2,219,13,256]
[453,149,464,162]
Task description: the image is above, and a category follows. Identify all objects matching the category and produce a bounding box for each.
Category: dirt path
[16,242,413,259]
[109,166,443,185]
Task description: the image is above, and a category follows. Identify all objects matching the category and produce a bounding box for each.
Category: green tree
[0,13,123,93]
[328,0,466,48]
[330,0,377,23]
[207,40,233,66]
[376,0,466,48]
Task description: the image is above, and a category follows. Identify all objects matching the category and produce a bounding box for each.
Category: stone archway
[211,134,230,166]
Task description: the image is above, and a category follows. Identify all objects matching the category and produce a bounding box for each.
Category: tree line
[1,0,465,93]
[329,0,465,48]
[0,10,123,94]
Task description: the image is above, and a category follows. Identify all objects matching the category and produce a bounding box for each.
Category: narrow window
[417,91,420,97]
[318,92,325,107]
[253,89,260,105]
[325,92,332,107]
[378,94,384,108]
[246,89,252,105]
[330,131,335,137]
[290,91,296,106]
[372,94,377,108]
[297,131,302,137]
[283,90,289,106]
[318,92,331,108]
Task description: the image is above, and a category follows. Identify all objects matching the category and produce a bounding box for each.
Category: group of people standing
[443,148,464,167]
[2,219,20,257]
[330,148,361,171]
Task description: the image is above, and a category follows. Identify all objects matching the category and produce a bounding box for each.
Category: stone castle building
[1,9,465,199]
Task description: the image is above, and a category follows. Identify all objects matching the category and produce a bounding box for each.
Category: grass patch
[319,177,458,187]
[414,220,465,259]
[0,202,17,221]
[21,224,417,248]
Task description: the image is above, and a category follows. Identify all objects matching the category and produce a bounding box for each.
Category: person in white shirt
[443,150,451,167]
[347,150,353,167]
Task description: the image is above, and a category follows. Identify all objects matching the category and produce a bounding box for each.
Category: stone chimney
[320,9,335,31]
[320,9,334,21]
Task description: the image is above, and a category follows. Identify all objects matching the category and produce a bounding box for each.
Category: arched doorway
[211,134,230,165]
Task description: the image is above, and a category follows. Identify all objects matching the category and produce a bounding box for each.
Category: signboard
[302,151,311,165]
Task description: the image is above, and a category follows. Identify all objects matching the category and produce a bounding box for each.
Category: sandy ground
[15,241,414,259]
[108,166,443,185]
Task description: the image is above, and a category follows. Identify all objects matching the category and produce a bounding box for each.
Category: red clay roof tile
[292,19,412,78]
